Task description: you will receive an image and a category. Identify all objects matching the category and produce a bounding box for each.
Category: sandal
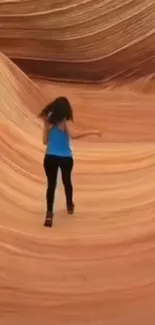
[44,212,54,227]
[67,203,75,215]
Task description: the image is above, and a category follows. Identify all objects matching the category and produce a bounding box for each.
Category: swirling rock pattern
[0,0,155,81]
[1,54,155,324]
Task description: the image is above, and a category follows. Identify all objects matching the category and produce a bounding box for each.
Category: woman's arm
[42,119,52,145]
[65,120,101,139]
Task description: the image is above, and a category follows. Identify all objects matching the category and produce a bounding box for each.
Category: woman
[39,97,101,227]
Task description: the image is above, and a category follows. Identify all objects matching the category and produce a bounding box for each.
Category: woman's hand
[65,120,102,139]
[92,130,102,137]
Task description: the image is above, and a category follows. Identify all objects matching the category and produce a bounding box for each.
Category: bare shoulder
[58,119,66,131]
[47,123,53,131]
[64,119,74,137]
[64,119,73,130]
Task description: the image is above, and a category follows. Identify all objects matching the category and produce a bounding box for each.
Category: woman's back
[46,122,72,157]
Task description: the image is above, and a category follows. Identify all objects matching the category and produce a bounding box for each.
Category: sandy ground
[1,55,155,324]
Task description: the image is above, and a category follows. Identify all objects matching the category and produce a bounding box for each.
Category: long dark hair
[39,97,73,125]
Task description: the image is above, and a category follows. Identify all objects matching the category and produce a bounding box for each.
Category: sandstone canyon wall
[1,2,155,325]
[1,54,155,325]
[0,0,155,82]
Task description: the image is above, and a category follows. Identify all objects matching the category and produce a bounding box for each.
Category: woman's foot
[44,211,54,227]
[67,203,75,215]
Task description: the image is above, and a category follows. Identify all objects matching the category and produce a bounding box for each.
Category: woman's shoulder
[57,119,67,130]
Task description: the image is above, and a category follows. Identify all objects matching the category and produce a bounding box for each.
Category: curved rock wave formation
[0,0,155,81]
[1,54,155,324]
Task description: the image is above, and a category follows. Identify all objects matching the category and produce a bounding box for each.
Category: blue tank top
[46,126,72,157]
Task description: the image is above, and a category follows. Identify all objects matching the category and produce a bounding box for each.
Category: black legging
[44,154,74,212]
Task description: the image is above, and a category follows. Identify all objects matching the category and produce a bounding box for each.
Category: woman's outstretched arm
[65,120,101,139]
